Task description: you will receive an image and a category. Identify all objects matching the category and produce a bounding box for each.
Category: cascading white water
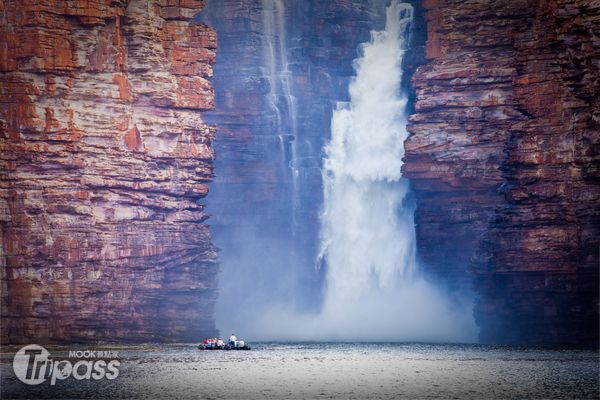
[319,0,415,301]
[249,0,476,341]
[295,0,475,341]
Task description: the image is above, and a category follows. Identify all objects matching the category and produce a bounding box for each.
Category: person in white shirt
[229,334,237,345]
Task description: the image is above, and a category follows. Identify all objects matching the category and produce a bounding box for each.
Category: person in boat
[229,333,237,347]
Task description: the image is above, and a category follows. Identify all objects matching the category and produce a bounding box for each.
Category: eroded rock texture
[405,0,599,344]
[0,0,218,344]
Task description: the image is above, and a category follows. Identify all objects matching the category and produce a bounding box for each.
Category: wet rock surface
[0,0,219,344]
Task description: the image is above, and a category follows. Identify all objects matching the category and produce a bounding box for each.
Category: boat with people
[198,333,251,350]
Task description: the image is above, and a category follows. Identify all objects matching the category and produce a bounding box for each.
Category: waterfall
[260,0,316,312]
[275,0,475,341]
[262,0,299,192]
[320,0,415,301]
[225,0,476,341]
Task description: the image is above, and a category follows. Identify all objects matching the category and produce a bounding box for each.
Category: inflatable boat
[198,340,251,351]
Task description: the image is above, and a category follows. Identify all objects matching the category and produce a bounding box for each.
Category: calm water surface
[1,343,598,399]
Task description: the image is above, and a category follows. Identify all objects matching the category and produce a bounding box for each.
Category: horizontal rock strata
[405,0,599,344]
[0,0,219,344]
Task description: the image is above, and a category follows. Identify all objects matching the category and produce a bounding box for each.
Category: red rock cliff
[0,0,218,343]
[405,0,599,344]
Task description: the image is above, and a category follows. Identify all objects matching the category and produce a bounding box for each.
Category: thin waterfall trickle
[262,0,299,200]
[261,0,304,297]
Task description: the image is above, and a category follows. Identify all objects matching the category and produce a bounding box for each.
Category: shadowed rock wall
[405,0,599,344]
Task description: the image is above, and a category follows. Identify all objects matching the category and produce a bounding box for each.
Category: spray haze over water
[225,0,477,342]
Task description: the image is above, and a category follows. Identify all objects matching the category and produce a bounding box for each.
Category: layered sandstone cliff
[0,0,218,344]
[405,0,599,344]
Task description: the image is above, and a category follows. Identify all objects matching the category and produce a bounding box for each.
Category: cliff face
[0,0,219,343]
[3,0,596,346]
[405,0,599,344]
